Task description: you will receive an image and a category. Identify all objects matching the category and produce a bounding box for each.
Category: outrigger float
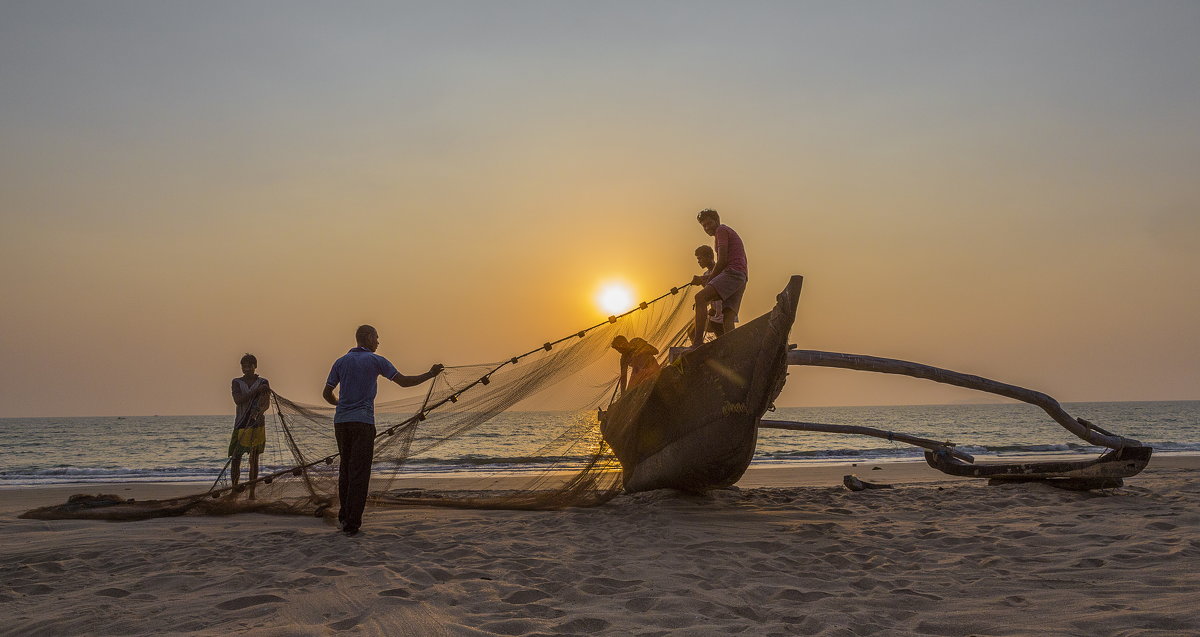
[599,275,1152,492]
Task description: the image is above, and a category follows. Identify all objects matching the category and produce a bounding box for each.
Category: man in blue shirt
[323,324,442,536]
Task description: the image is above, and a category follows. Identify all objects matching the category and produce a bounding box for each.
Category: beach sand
[2,457,1197,636]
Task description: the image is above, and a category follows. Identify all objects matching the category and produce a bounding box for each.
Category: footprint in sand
[1072,558,1106,568]
[1146,521,1177,531]
[215,594,285,610]
[377,588,411,598]
[94,588,131,598]
[502,589,551,604]
[13,584,54,595]
[515,604,564,619]
[625,597,656,612]
[579,577,642,594]
[327,615,364,630]
[303,567,347,577]
[552,617,610,633]
[775,589,833,602]
[477,618,544,635]
[891,588,943,601]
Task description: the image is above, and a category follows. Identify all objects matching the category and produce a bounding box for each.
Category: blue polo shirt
[326,347,400,425]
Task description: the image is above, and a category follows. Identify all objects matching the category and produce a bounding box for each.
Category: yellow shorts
[228,425,265,457]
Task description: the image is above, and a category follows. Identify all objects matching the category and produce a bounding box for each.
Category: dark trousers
[334,422,376,530]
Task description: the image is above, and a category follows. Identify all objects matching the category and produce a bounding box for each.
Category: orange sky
[2,3,1198,416]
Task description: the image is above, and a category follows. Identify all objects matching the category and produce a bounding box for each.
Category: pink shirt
[715,225,748,275]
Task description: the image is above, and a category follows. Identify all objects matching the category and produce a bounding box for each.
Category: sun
[597,282,636,315]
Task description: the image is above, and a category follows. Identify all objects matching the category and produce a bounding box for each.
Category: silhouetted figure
[691,209,747,346]
[611,335,661,394]
[323,325,443,536]
[695,245,738,338]
[230,353,270,500]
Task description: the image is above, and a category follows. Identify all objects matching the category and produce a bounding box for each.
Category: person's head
[696,208,720,236]
[611,335,629,353]
[355,324,380,352]
[239,353,257,375]
[694,245,715,269]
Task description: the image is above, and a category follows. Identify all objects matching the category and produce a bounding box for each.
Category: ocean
[1,401,1197,487]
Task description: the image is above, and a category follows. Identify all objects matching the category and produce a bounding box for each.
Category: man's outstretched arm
[391,364,444,388]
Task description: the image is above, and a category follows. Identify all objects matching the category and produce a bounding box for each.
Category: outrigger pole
[764,348,1153,486]
[783,350,1144,450]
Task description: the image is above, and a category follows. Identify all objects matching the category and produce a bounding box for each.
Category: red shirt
[715,224,748,275]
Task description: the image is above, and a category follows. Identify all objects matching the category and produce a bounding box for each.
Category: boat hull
[924,445,1153,480]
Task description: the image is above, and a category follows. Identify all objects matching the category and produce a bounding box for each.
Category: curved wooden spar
[759,419,975,463]
[786,350,1143,450]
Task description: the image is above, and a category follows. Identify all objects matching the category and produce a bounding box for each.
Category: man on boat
[322,325,443,536]
[691,209,748,346]
[694,245,738,339]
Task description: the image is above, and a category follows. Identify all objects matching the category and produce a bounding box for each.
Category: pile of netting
[21,282,699,521]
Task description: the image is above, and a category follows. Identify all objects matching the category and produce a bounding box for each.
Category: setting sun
[597,282,636,315]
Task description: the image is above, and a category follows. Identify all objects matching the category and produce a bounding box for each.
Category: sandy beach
[2,457,1198,636]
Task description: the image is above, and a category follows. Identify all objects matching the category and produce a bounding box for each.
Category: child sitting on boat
[695,245,738,338]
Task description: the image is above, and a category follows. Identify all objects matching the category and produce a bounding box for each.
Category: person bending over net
[323,324,443,536]
[691,208,748,346]
[230,353,270,500]
[611,335,661,395]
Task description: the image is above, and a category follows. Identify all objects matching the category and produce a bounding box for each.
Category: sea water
[1,401,1197,487]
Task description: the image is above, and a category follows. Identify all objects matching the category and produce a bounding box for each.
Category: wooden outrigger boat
[599,276,802,493]
[600,275,1153,493]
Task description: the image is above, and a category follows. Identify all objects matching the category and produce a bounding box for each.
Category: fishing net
[22,282,700,521]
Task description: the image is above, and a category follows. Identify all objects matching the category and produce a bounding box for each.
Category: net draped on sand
[22,283,700,521]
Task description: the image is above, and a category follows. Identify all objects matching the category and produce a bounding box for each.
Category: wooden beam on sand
[759,419,975,463]
[786,350,1143,450]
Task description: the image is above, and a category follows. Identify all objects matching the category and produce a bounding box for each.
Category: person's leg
[248,449,259,500]
[720,306,737,333]
[344,425,375,532]
[343,423,376,533]
[692,286,719,346]
[334,424,351,526]
[230,455,241,488]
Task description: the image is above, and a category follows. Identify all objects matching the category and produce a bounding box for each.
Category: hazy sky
[2,1,1198,417]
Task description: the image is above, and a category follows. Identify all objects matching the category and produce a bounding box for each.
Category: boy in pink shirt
[691,209,748,346]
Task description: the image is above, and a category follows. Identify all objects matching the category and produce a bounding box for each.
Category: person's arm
[618,354,629,394]
[323,363,341,406]
[710,228,730,278]
[390,364,444,388]
[253,379,271,415]
[232,380,252,406]
[322,384,338,407]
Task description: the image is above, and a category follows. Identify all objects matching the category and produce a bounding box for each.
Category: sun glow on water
[597,282,636,315]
